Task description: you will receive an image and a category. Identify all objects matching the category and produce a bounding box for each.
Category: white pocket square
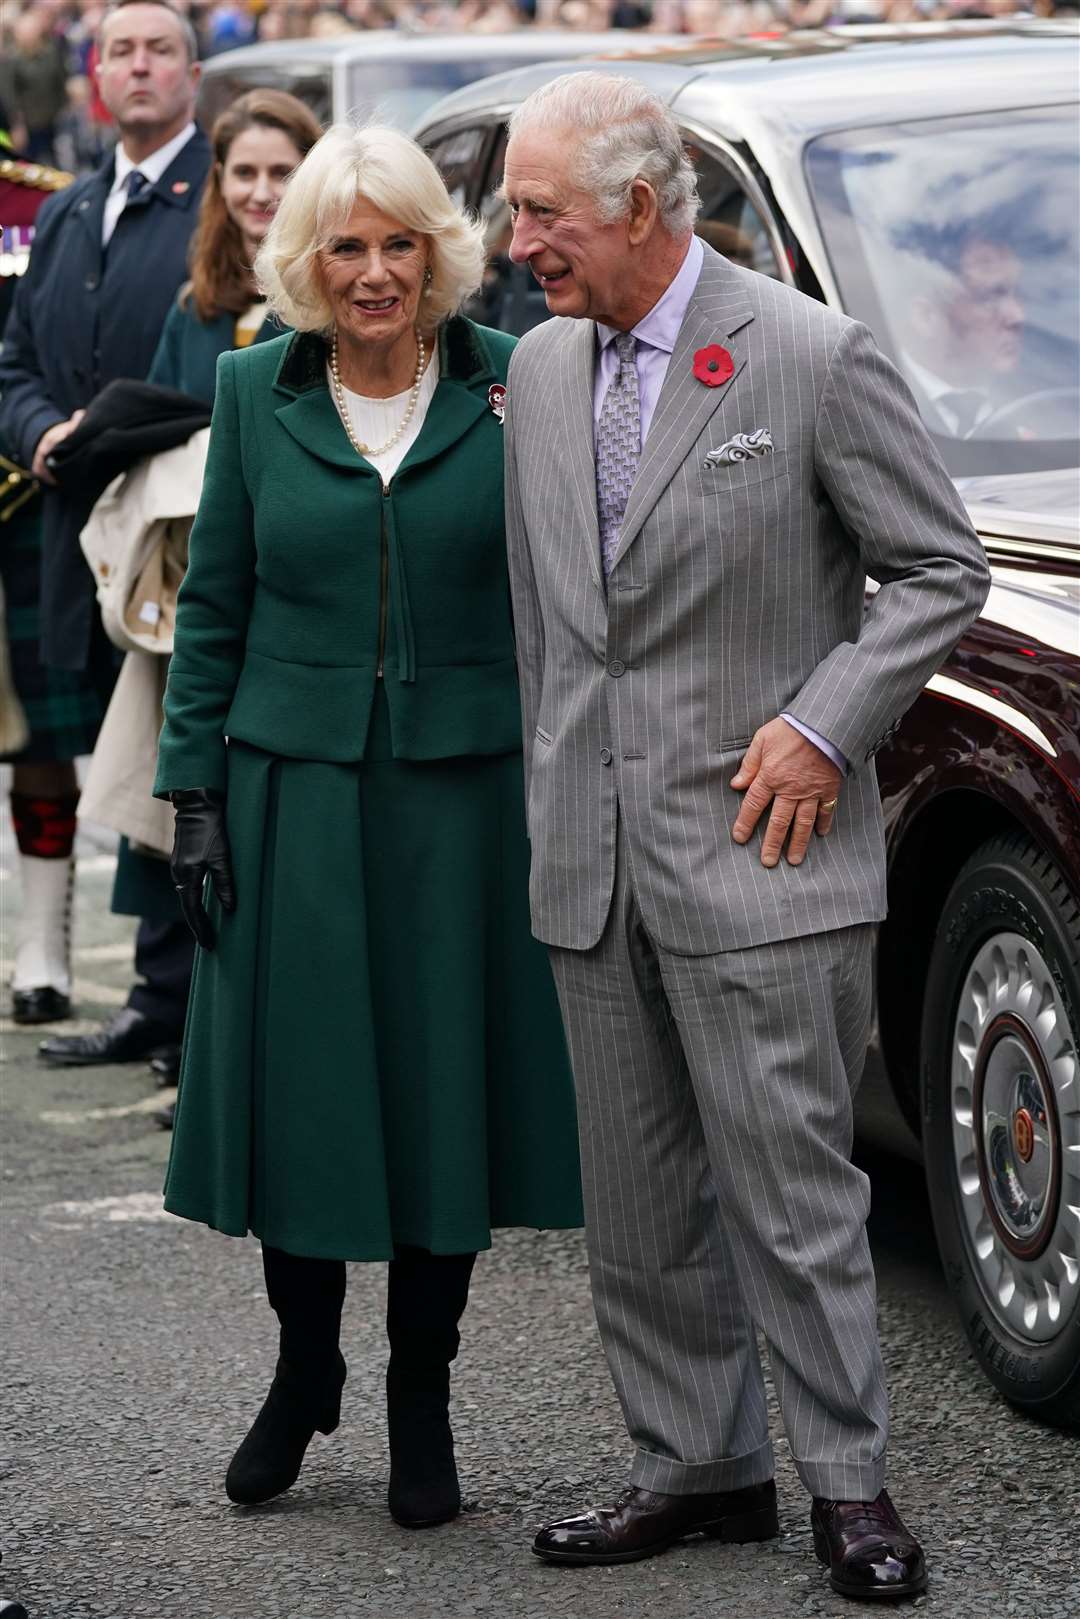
[704,429,774,467]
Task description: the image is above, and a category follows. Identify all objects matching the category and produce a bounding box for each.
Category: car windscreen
[198,64,332,130]
[804,108,1080,478]
[347,59,534,132]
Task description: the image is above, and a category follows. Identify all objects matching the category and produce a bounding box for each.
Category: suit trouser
[547,820,889,1502]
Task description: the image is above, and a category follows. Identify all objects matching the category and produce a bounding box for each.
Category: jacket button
[84,274,99,291]
[600,747,612,766]
[608,659,625,677]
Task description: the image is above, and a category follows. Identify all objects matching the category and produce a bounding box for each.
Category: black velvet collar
[273,314,496,398]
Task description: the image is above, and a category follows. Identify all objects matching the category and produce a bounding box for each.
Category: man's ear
[626,178,659,247]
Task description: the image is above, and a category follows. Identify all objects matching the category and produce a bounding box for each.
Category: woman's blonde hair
[254,123,486,332]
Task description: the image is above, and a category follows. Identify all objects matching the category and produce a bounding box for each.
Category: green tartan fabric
[0,498,109,762]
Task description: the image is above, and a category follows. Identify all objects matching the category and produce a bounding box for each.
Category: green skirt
[164,694,584,1260]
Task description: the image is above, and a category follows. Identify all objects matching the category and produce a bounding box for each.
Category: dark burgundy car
[415,21,1080,1428]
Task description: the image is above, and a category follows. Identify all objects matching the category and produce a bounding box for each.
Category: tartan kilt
[0,494,110,763]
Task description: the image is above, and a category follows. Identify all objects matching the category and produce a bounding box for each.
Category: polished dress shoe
[150,1045,181,1086]
[811,1491,927,1599]
[533,1479,778,1566]
[12,985,71,1025]
[226,1351,347,1505]
[39,1006,175,1067]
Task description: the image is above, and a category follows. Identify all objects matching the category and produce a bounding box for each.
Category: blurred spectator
[0,8,70,164]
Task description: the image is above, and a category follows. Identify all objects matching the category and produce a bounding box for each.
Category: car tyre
[921,831,1080,1431]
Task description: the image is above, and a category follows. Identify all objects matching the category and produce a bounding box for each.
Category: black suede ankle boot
[385,1247,476,1529]
[226,1245,347,1506]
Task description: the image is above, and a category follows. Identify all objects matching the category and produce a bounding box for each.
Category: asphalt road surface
[2,847,1077,1619]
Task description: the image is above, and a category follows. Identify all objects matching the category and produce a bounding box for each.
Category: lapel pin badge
[693,344,734,387]
[488,383,506,424]
[171,180,190,195]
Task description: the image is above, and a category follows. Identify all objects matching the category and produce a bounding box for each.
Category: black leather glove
[169,789,236,950]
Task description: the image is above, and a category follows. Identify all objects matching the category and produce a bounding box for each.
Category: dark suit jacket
[0,129,210,670]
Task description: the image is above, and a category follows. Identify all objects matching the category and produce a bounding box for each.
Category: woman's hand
[169,790,236,949]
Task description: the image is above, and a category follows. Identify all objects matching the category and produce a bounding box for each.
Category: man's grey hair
[99,0,199,65]
[507,73,700,236]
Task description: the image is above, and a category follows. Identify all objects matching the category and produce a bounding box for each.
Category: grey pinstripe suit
[505,244,990,1499]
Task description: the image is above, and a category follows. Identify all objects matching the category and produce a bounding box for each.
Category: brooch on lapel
[704,429,774,467]
[170,180,191,195]
[692,344,734,387]
[488,383,506,424]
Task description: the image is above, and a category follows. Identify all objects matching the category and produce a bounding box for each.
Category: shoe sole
[532,1505,780,1567]
[813,1530,928,1600]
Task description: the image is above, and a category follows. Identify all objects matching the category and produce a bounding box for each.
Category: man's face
[503,129,633,327]
[943,240,1025,380]
[97,4,199,138]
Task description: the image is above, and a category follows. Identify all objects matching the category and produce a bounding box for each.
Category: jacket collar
[73,128,209,255]
[271,316,497,477]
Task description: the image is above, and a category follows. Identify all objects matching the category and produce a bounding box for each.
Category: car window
[198,65,331,131]
[466,127,787,338]
[426,126,490,211]
[805,108,1080,477]
[687,143,785,281]
[349,59,547,133]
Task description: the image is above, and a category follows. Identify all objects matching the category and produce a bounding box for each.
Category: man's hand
[31,411,84,483]
[731,718,842,868]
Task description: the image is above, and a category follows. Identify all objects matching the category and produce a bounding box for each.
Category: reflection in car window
[688,144,783,280]
[805,110,1080,476]
[426,126,488,211]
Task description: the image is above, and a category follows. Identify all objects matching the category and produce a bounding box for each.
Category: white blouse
[329,349,441,486]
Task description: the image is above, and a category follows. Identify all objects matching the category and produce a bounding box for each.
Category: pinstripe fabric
[505,244,991,956]
[549,823,887,1500]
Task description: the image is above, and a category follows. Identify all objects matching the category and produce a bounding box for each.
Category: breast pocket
[699,448,789,499]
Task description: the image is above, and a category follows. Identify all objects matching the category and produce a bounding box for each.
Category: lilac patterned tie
[596,330,640,578]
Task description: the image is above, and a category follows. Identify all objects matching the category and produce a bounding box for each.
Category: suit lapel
[608,252,755,574]
[557,319,603,590]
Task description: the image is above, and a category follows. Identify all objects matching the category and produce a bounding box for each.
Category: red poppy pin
[693,344,734,387]
[488,383,506,424]
[171,180,190,195]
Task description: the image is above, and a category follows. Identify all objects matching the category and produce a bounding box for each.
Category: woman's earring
[423,266,433,293]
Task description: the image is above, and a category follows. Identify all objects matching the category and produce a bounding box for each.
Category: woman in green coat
[154,124,583,1530]
[112,91,323,986]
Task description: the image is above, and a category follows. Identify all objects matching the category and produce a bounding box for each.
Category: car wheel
[921,831,1080,1430]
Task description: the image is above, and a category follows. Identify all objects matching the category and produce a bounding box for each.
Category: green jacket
[155,316,519,796]
[147,295,281,406]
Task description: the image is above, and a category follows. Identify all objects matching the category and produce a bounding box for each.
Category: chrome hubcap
[950,931,1080,1343]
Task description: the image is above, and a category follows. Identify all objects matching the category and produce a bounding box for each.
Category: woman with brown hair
[148,89,322,404]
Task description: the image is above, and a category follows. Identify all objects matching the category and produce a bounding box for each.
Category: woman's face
[220,124,305,257]
[319,199,430,356]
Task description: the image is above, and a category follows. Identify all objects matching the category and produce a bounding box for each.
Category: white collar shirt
[101,122,197,247]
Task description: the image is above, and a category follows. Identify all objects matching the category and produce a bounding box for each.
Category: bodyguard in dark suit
[0,0,209,1069]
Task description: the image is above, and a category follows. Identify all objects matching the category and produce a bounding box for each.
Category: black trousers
[127,918,195,1035]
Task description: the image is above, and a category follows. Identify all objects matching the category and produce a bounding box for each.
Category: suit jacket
[0,129,210,670]
[154,316,520,797]
[505,244,991,955]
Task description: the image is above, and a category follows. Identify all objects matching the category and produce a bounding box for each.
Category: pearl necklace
[330,328,427,459]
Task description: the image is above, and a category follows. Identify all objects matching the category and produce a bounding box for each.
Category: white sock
[12,854,75,994]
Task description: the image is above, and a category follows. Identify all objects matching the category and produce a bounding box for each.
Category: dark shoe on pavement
[811,1491,927,1600]
[225,1352,347,1506]
[155,1101,175,1131]
[38,1006,174,1067]
[533,1479,779,1566]
[387,1369,461,1529]
[12,985,71,1025]
[150,1045,181,1086]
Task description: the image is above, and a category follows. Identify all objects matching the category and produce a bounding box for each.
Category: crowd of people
[1,0,1069,174]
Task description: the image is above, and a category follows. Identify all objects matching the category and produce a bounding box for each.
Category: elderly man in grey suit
[502,73,990,1601]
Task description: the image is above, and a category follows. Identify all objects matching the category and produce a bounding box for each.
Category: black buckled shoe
[811,1491,927,1600]
[150,1045,181,1086]
[533,1479,779,1566]
[39,1006,175,1067]
[12,985,71,1025]
[225,1352,347,1506]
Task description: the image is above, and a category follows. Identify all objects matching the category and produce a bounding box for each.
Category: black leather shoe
[150,1045,181,1086]
[12,986,71,1025]
[39,1006,175,1067]
[155,1101,175,1131]
[533,1479,778,1566]
[811,1491,927,1599]
[225,1352,347,1506]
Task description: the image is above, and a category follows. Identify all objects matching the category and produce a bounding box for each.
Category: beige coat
[78,430,209,855]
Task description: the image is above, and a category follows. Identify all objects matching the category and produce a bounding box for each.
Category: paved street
[2,848,1077,1619]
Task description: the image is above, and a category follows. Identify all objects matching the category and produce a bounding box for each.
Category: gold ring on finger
[820,798,839,811]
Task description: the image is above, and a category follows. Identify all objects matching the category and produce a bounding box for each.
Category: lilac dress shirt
[592,235,847,775]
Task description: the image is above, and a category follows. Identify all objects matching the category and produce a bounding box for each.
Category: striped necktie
[595,330,640,578]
